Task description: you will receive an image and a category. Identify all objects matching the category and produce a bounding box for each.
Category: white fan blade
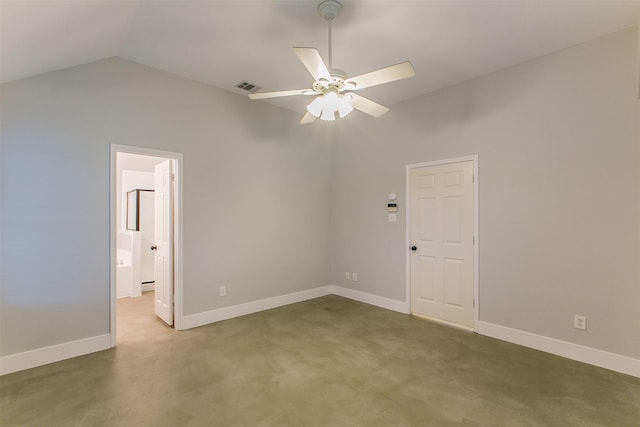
[345,62,415,90]
[300,111,317,124]
[248,89,316,100]
[293,47,331,82]
[349,93,389,118]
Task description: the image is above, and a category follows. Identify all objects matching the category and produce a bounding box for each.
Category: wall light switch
[388,213,397,222]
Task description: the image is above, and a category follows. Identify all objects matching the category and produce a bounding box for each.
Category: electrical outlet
[345,272,350,280]
[219,286,226,297]
[352,273,358,282]
[574,314,586,330]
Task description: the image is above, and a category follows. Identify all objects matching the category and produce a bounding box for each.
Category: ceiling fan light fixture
[337,94,353,118]
[306,95,324,117]
[306,91,353,121]
[320,107,336,121]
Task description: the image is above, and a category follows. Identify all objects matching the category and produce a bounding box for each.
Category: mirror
[126,189,153,231]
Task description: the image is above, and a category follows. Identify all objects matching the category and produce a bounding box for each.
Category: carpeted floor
[1,293,639,426]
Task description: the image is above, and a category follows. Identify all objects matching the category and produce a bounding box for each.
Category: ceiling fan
[248,0,416,124]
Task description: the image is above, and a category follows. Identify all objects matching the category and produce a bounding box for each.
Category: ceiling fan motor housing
[312,68,352,94]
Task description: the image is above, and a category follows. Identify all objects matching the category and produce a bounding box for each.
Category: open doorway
[110,145,183,347]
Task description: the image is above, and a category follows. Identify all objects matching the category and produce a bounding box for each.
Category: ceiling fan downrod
[318,0,342,70]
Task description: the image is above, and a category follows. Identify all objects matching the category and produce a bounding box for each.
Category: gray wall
[0,57,333,356]
[2,27,638,362]
[329,27,640,358]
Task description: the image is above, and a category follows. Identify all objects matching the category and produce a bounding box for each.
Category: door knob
[150,245,158,251]
[410,245,417,252]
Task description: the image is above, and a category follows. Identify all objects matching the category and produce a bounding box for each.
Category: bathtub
[116,249,133,298]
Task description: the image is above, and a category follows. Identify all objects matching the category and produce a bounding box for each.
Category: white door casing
[154,159,174,326]
[409,160,475,329]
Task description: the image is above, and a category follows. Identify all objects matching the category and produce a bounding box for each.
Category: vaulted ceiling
[2,1,639,113]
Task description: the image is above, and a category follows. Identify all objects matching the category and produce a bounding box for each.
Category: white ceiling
[2,0,639,114]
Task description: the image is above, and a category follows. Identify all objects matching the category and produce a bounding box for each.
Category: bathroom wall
[116,153,162,231]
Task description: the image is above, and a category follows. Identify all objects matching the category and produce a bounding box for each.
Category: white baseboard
[0,334,111,376]
[330,285,410,314]
[478,321,640,378]
[181,286,333,330]
[6,291,636,379]
[141,283,155,293]
[181,285,408,331]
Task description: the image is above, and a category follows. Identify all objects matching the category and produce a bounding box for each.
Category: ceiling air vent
[236,81,260,93]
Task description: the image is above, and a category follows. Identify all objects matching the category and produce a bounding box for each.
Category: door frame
[405,155,479,331]
[109,144,184,347]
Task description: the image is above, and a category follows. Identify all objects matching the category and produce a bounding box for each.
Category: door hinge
[473,235,475,245]
[473,298,475,308]
[472,173,475,183]
[171,174,175,182]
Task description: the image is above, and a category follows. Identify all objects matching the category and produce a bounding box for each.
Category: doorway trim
[110,144,184,347]
[405,155,479,331]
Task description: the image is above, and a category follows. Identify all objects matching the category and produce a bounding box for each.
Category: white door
[139,191,155,285]
[154,159,174,326]
[409,161,474,328]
